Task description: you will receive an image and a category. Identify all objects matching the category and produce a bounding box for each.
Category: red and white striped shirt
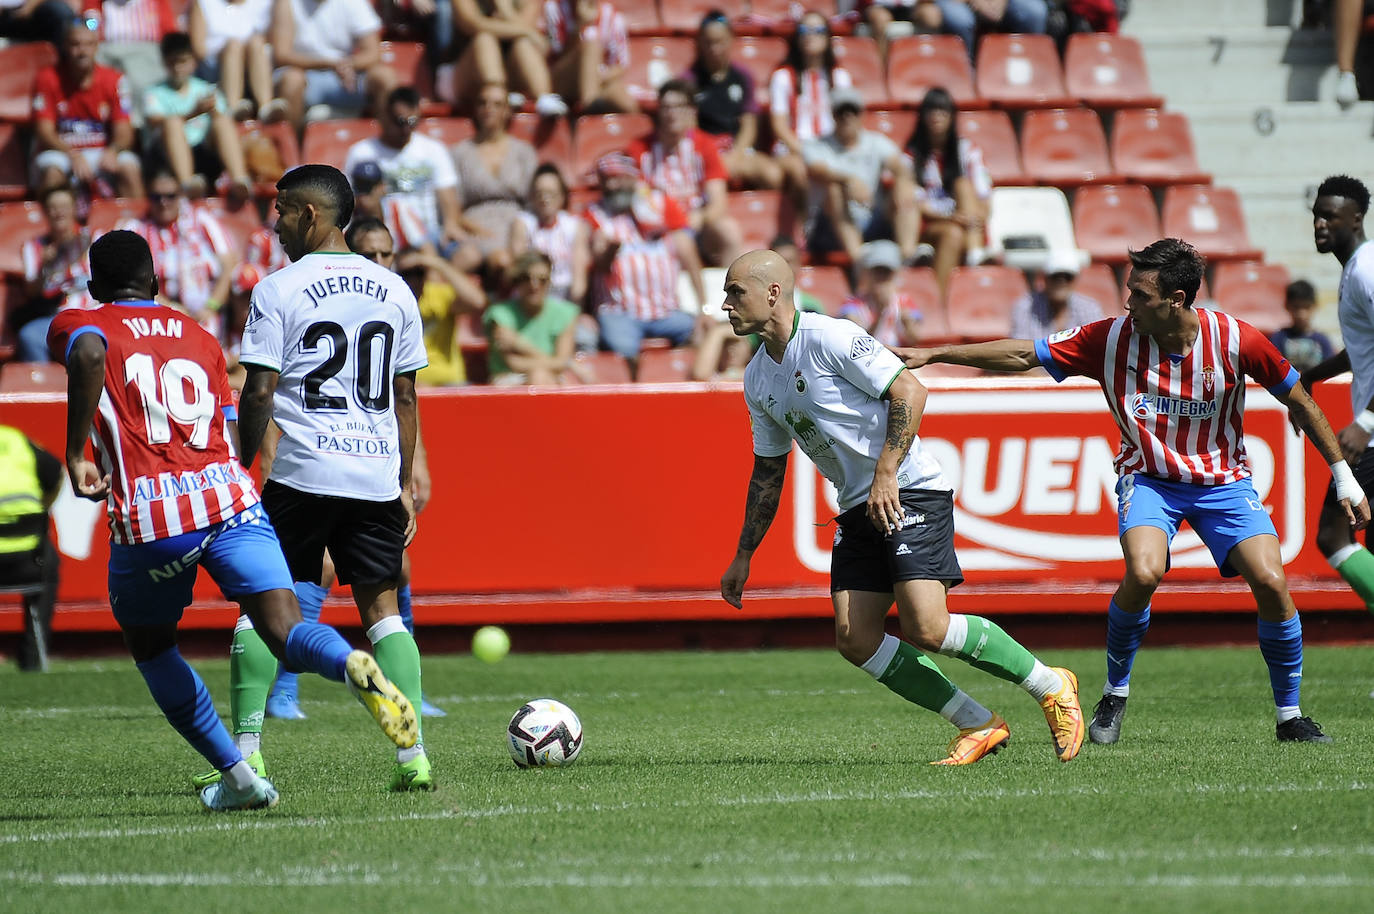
[245,226,288,274]
[99,0,176,43]
[542,0,628,70]
[583,189,687,321]
[47,302,259,544]
[838,292,921,347]
[22,232,98,311]
[625,130,728,213]
[1038,309,1299,485]
[517,209,580,302]
[119,206,232,325]
[769,65,852,144]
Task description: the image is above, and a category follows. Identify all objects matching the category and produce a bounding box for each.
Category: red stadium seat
[87,197,148,236]
[1075,262,1123,315]
[301,119,378,171]
[862,109,916,148]
[741,0,800,35]
[727,190,783,250]
[379,41,445,114]
[945,265,1029,341]
[0,360,66,394]
[832,37,890,108]
[974,34,1073,109]
[886,35,982,109]
[571,113,655,186]
[414,117,474,148]
[509,113,574,165]
[956,109,1025,185]
[1020,108,1120,186]
[624,36,696,109]
[0,41,56,122]
[572,351,633,383]
[195,198,262,253]
[621,3,663,36]
[0,280,16,361]
[797,265,851,314]
[659,0,731,35]
[636,346,696,382]
[1063,33,1163,109]
[1072,184,1161,265]
[0,124,28,201]
[1110,108,1210,187]
[238,120,300,195]
[0,201,46,276]
[732,36,788,110]
[1213,261,1292,332]
[901,266,950,341]
[1161,185,1263,262]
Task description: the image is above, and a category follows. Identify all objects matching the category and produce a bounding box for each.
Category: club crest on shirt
[1047,326,1081,344]
[849,336,875,360]
[1201,364,1216,397]
[794,370,806,393]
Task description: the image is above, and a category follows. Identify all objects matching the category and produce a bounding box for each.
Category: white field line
[3,780,1370,847]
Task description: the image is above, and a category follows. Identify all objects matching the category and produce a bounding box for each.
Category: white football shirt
[240,251,427,501]
[744,310,950,512]
[1338,240,1374,418]
[342,133,457,240]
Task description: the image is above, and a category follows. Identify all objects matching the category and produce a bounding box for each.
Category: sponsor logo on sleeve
[849,336,875,360]
[1047,327,1081,344]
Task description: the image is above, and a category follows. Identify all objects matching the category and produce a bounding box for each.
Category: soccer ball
[507,698,584,768]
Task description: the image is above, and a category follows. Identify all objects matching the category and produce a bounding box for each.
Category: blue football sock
[1257,614,1304,710]
[397,583,414,635]
[135,647,239,770]
[284,622,351,683]
[1105,599,1151,692]
[273,581,329,698]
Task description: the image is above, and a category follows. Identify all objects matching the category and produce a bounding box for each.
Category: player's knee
[1121,562,1164,594]
[1247,565,1289,602]
[834,624,880,666]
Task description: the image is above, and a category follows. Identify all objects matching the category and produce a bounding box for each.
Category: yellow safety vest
[0,425,45,555]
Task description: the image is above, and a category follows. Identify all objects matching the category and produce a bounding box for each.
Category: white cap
[859,239,902,272]
[1045,249,1081,277]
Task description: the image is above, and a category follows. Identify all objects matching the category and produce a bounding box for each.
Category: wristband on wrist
[1331,460,1367,506]
[1355,410,1374,434]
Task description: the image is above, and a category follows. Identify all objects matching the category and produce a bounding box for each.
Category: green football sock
[374,630,424,742]
[875,640,959,713]
[1334,545,1374,612]
[229,622,277,735]
[938,614,1036,685]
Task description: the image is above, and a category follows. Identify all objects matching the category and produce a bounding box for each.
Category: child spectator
[1270,279,1334,372]
[837,239,922,347]
[94,0,177,124]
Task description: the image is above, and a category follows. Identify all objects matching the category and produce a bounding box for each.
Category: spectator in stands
[222,260,264,388]
[343,87,468,262]
[189,0,279,121]
[863,1,943,65]
[1327,0,1363,108]
[442,0,568,117]
[485,250,585,384]
[905,86,990,294]
[838,239,923,346]
[32,21,144,200]
[1270,279,1334,372]
[350,160,433,254]
[0,0,75,47]
[687,11,782,192]
[508,162,590,304]
[584,152,706,376]
[691,318,757,381]
[144,32,254,202]
[270,0,397,128]
[95,0,176,124]
[770,10,851,214]
[626,79,743,267]
[802,85,919,270]
[450,80,538,275]
[941,0,1049,58]
[770,234,828,314]
[12,185,95,362]
[1008,249,1103,339]
[544,0,636,113]
[119,169,236,333]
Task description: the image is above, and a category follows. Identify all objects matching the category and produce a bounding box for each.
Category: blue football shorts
[107,504,295,627]
[1115,473,1277,578]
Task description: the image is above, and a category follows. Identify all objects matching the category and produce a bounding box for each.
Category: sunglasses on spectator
[149,192,180,202]
[392,114,419,127]
[797,23,828,35]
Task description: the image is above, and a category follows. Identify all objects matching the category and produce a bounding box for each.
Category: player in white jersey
[900,238,1369,746]
[1301,176,1374,653]
[718,250,1085,766]
[233,164,436,791]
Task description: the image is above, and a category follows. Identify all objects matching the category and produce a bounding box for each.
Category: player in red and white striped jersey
[898,238,1370,746]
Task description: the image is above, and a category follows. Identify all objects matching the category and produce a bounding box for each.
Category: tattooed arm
[720,453,789,609]
[867,369,927,535]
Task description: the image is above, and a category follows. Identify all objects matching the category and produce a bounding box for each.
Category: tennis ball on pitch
[472,625,510,664]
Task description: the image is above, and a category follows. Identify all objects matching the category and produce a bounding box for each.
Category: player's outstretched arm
[1298,349,1351,389]
[889,338,1041,372]
[868,370,925,534]
[1280,382,1371,529]
[721,453,788,609]
[63,334,111,501]
[237,365,280,469]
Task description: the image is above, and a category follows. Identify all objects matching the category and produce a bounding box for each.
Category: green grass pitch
[2,645,1373,913]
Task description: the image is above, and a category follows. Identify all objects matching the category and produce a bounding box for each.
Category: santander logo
[792,386,1305,574]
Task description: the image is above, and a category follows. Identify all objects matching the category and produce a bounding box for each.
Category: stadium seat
[1020,108,1120,187]
[1075,262,1123,315]
[862,109,917,149]
[727,190,783,250]
[571,113,655,186]
[832,36,890,108]
[1110,108,1211,186]
[740,0,799,35]
[886,35,982,109]
[1072,184,1161,265]
[379,41,445,114]
[637,346,696,382]
[87,197,148,236]
[0,124,27,201]
[945,266,1029,341]
[1213,261,1292,333]
[0,41,56,122]
[415,117,474,148]
[0,280,16,361]
[1063,33,1163,109]
[621,3,663,36]
[986,186,1083,272]
[0,201,46,276]
[1161,185,1263,262]
[901,266,950,340]
[572,351,633,384]
[195,198,262,253]
[238,120,300,195]
[732,36,788,109]
[301,119,378,171]
[974,34,1073,109]
[0,360,66,394]
[624,36,696,109]
[956,109,1026,185]
[797,265,851,314]
[660,0,732,35]
[508,113,574,165]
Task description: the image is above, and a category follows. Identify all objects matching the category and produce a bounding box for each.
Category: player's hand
[400,489,417,546]
[1338,421,1372,464]
[891,346,934,369]
[410,463,432,514]
[67,457,110,502]
[720,553,751,609]
[866,470,904,536]
[846,175,873,207]
[69,152,95,183]
[1343,494,1371,531]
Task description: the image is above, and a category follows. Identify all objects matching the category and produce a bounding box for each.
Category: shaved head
[722,249,797,346]
[729,249,793,294]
